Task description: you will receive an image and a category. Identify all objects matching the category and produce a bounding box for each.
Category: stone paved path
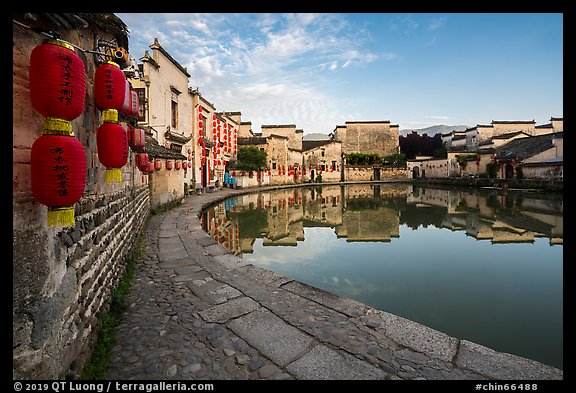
[106,186,563,380]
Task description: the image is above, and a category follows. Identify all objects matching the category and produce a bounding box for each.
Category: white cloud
[428,16,447,31]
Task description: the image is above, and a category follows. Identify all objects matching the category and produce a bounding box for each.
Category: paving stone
[455,340,563,380]
[228,308,314,366]
[198,296,260,323]
[286,344,386,380]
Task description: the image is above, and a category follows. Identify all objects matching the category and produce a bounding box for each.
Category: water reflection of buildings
[407,187,563,245]
[202,185,563,255]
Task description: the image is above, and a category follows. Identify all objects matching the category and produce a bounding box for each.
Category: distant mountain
[399,125,469,137]
[303,132,331,141]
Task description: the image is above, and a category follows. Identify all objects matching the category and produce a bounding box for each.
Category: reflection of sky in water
[244,223,563,370]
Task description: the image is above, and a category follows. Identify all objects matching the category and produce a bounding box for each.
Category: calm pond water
[201,183,563,369]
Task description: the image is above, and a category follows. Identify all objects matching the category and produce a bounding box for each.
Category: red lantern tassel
[97,122,128,183]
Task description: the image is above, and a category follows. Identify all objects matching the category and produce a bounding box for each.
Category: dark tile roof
[237,137,267,145]
[495,132,562,161]
[447,145,469,152]
[144,135,187,160]
[262,124,296,128]
[535,123,553,129]
[492,131,529,139]
[15,13,129,49]
[491,120,535,124]
[302,140,338,151]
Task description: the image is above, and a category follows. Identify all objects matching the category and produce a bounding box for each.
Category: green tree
[233,146,267,172]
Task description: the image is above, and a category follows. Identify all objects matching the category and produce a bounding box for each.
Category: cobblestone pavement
[106,186,563,381]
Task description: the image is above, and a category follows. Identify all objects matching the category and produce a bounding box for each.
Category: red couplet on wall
[29,40,87,121]
[31,132,86,227]
[96,122,128,182]
[94,61,126,111]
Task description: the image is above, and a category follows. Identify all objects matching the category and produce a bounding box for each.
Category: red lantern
[129,89,140,118]
[155,159,162,171]
[29,40,87,121]
[135,152,149,170]
[166,160,173,170]
[201,157,206,165]
[175,161,181,170]
[188,154,192,160]
[198,105,203,112]
[120,79,131,114]
[94,61,126,110]
[31,131,86,227]
[97,122,128,182]
[146,161,154,173]
[199,121,203,129]
[128,127,145,150]
[187,161,192,168]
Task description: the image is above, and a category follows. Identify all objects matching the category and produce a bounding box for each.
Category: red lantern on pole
[97,122,128,182]
[31,130,86,227]
[29,40,87,121]
[128,127,145,151]
[94,61,126,111]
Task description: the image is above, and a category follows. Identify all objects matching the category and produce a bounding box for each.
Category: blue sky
[116,13,563,134]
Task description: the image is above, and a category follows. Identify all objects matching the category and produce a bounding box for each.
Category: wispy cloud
[428,16,447,31]
[119,13,380,132]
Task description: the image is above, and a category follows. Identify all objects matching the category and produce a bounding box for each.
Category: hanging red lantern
[201,157,206,165]
[31,130,86,227]
[212,114,216,120]
[199,121,203,129]
[198,105,203,113]
[135,152,149,170]
[129,89,140,118]
[29,40,87,121]
[96,122,128,182]
[154,159,162,171]
[119,78,131,114]
[166,160,173,170]
[188,154,192,160]
[128,127,145,150]
[175,161,181,170]
[187,161,192,168]
[187,148,192,154]
[94,61,126,110]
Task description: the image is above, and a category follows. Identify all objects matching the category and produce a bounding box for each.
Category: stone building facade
[13,13,149,379]
[302,140,343,183]
[129,38,189,206]
[332,121,400,157]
